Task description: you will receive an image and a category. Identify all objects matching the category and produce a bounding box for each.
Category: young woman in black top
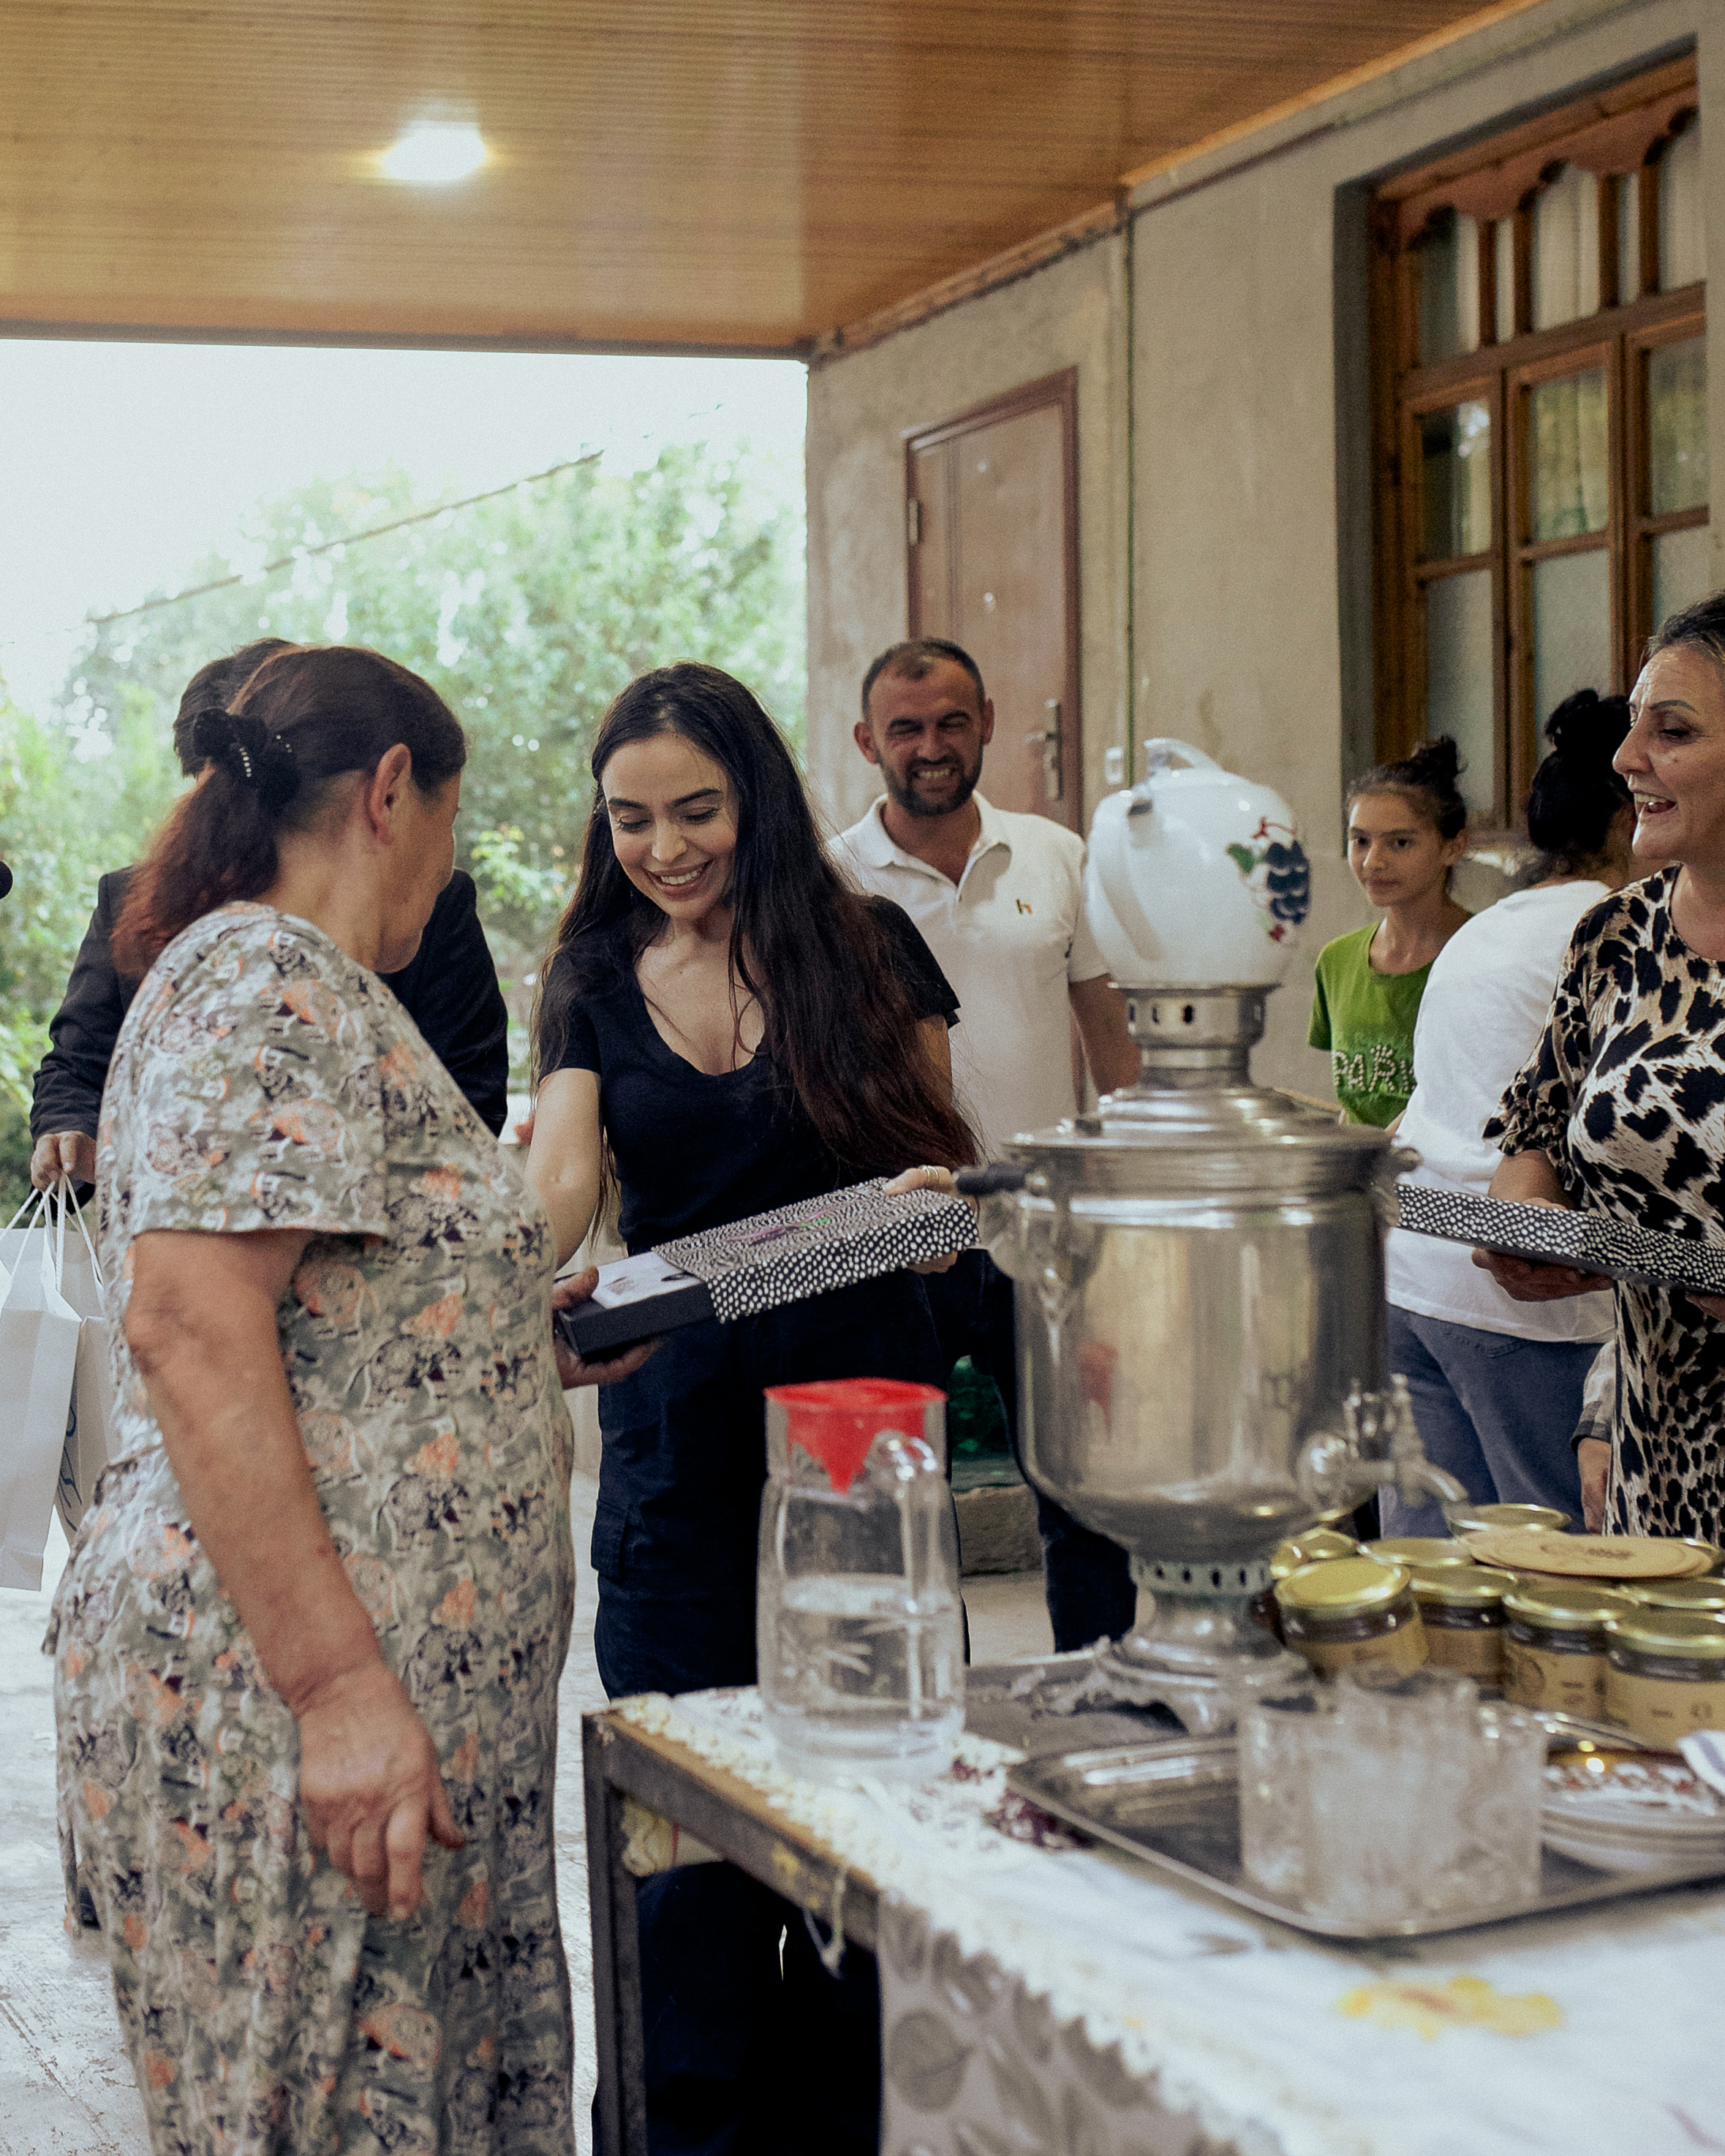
[529,659,973,1687]
[527,663,973,2153]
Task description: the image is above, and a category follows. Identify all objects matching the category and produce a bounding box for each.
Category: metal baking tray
[1007,1724,1725,1941]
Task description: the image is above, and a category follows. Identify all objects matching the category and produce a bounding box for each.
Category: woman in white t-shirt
[1383,692,1638,1535]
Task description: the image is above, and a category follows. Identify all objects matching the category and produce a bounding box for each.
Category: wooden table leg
[584,1715,647,2156]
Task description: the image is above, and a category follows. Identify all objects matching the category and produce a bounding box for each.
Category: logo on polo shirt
[1015,899,1033,915]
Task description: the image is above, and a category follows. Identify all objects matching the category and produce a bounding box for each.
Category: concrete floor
[0,1471,1052,2155]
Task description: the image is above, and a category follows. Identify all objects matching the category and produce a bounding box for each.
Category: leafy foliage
[0,689,184,1208]
[0,442,804,1208]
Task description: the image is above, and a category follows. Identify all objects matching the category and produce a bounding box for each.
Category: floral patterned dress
[48,904,575,2155]
[1489,870,1725,1540]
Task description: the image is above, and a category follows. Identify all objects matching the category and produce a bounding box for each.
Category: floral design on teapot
[1225,820,1312,942]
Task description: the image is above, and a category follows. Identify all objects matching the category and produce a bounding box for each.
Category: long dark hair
[1345,735,1468,841]
[114,646,467,975]
[1523,689,1631,878]
[532,661,975,1175]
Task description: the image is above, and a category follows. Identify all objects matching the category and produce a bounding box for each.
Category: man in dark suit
[30,640,510,1189]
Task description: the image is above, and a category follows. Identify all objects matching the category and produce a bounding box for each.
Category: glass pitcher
[758,1379,964,1782]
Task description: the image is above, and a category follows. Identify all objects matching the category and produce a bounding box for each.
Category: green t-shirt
[1307,925,1431,1127]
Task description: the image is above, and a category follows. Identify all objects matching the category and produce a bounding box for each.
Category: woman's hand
[1470,1246,1612,1300]
[1473,1155,1609,1299]
[885,1164,970,1275]
[551,1266,659,1387]
[1690,1292,1725,1321]
[1577,1437,1612,1532]
[295,1660,465,1921]
[30,1130,96,1190]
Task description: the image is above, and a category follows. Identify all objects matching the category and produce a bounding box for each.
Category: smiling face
[377,770,461,972]
[599,731,739,923]
[1615,645,1725,869]
[856,659,994,819]
[1345,790,1465,909]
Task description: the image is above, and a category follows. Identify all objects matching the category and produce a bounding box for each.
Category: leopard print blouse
[1489,870,1725,1542]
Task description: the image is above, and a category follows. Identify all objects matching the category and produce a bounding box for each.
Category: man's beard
[882,753,983,819]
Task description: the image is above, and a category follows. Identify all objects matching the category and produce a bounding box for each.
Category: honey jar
[1443,1502,1571,1536]
[1408,1564,1516,1684]
[1367,1537,1475,1570]
[1503,1583,1634,1717]
[1621,1576,1725,1615]
[1604,1608,1725,1743]
[1275,1558,1427,1678]
[1269,1529,1366,1580]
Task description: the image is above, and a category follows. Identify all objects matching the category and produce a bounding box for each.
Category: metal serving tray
[1007,1727,1725,1942]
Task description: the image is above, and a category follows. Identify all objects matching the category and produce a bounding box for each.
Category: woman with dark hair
[1308,737,1471,1124]
[1482,594,1725,1544]
[1381,692,1636,1534]
[29,635,510,1184]
[526,660,970,2154]
[528,659,971,1692]
[50,646,641,2155]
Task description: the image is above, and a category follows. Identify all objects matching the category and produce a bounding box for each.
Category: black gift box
[1393,1182,1725,1296]
[553,1176,976,1358]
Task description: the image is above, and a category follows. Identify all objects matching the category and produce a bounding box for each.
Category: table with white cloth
[582,1669,1725,2156]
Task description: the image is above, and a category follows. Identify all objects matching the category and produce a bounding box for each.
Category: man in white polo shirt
[835,637,1139,1649]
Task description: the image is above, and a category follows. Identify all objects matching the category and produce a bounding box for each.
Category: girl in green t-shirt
[1310,738,1471,1125]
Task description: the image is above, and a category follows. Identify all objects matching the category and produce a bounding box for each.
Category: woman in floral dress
[50,645,645,2155]
[1483,596,1725,1543]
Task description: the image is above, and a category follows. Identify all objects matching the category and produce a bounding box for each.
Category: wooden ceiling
[0,1,1541,355]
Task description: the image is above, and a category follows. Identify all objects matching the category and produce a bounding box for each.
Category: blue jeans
[1382,1305,1597,1538]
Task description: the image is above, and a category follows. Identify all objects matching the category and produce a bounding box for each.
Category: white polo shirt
[834,793,1108,1160]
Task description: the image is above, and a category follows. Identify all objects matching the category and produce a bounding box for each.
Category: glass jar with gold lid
[1621,1576,1725,1614]
[1443,1502,1571,1536]
[1503,1583,1634,1718]
[1269,1529,1366,1581]
[1367,1537,1476,1570]
[1275,1558,1426,1677]
[1409,1564,1516,1684]
[1604,1608,1725,1743]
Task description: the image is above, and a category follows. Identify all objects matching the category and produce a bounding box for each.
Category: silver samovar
[961,743,1464,1733]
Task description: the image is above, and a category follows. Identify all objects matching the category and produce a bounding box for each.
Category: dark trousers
[594,1273,945,2156]
[922,1249,1136,1652]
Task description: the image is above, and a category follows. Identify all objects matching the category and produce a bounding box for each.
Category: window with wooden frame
[1372,56,1707,831]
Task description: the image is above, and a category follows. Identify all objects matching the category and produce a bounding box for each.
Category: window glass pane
[1420,401,1492,559]
[1533,166,1601,329]
[1653,524,1713,629]
[1650,337,1708,515]
[1528,371,1609,540]
[1495,218,1517,342]
[1532,550,1612,725]
[1659,121,1705,291]
[1426,570,1495,818]
[1419,208,1481,362]
[1618,172,1641,302]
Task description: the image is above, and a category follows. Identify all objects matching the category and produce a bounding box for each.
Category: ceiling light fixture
[379,123,488,186]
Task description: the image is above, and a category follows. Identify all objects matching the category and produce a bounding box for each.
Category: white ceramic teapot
[1085,739,1311,990]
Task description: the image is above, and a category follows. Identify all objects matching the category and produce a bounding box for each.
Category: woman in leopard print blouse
[1483,594,1725,1544]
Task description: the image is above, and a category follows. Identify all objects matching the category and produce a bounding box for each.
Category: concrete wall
[804,0,1721,1095]
[804,234,1130,834]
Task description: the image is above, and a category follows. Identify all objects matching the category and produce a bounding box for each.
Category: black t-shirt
[551,898,959,1252]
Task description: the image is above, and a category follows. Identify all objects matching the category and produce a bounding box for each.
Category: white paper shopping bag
[55,1192,118,1540]
[0,1194,83,1589]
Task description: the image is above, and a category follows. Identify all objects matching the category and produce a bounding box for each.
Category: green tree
[0,440,804,1207]
[0,689,184,1209]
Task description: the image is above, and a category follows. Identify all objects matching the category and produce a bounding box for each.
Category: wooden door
[905,371,1081,828]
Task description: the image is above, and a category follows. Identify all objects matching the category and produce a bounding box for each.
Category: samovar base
[1095,1554,1308,1736]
